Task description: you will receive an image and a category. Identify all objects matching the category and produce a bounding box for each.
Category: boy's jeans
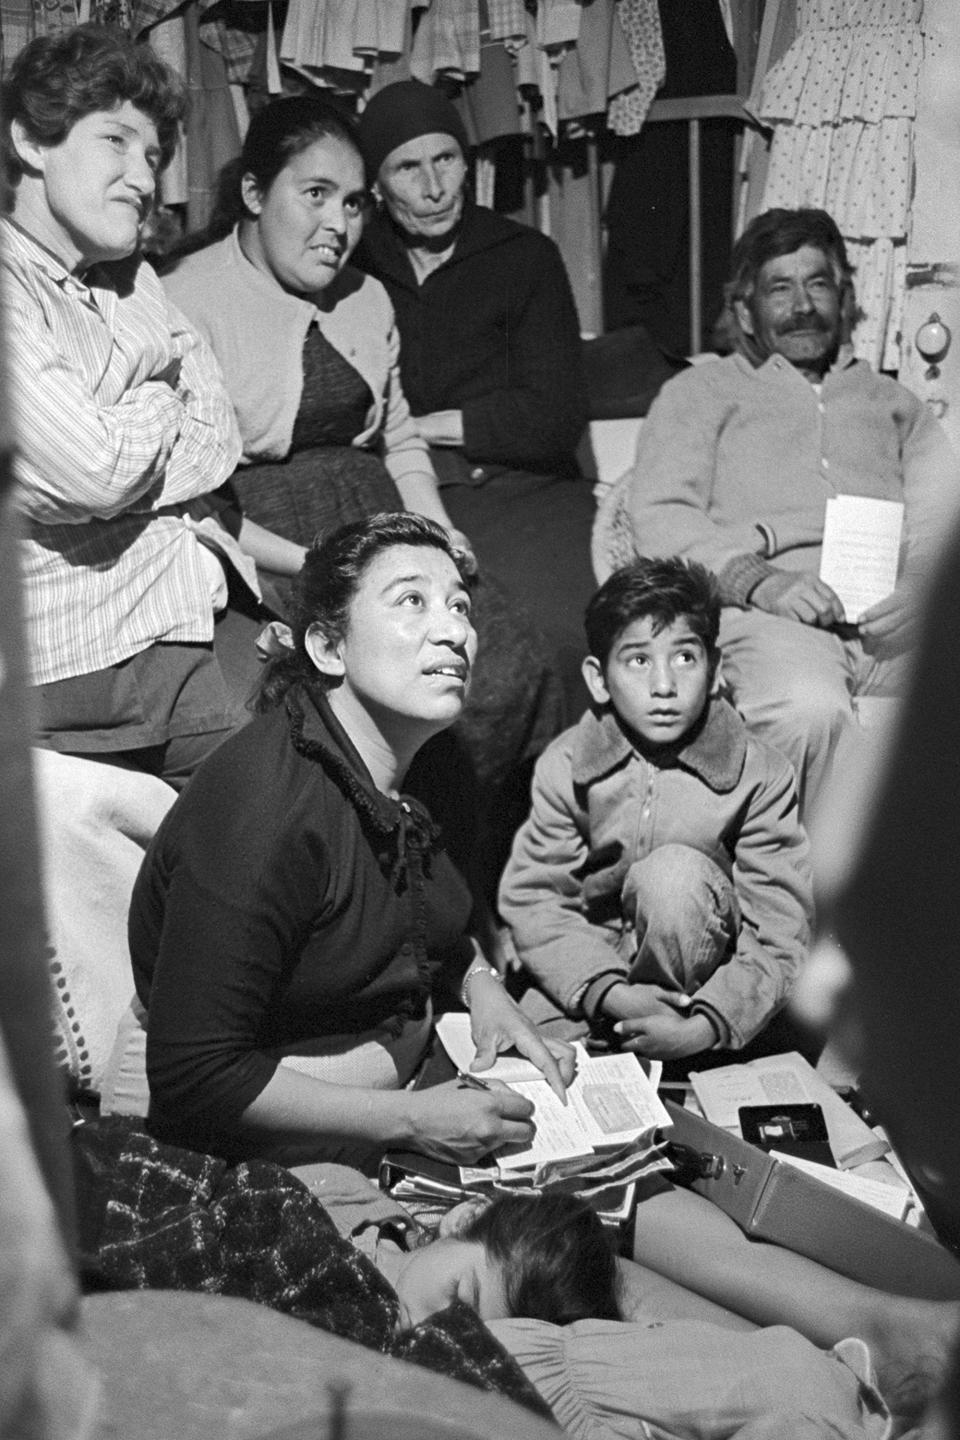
[621,844,740,992]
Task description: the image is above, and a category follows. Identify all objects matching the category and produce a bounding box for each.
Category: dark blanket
[72,1118,552,1421]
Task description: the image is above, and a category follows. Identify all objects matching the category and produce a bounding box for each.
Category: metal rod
[689,117,702,354]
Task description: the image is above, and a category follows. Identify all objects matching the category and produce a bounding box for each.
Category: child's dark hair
[1,25,184,190]
[256,510,470,710]
[585,557,720,670]
[459,1191,620,1325]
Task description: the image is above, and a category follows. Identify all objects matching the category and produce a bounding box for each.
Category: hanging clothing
[0,0,80,63]
[130,0,179,34]
[89,0,130,27]
[281,0,369,75]
[410,0,481,82]
[35,0,78,33]
[270,0,414,89]
[756,0,927,370]
[0,0,38,69]
[197,0,261,88]
[181,2,241,233]
[143,7,188,207]
[557,0,638,126]
[454,4,524,148]
[603,0,738,351]
[607,0,666,136]
[486,0,526,48]
[538,0,582,53]
[367,0,417,92]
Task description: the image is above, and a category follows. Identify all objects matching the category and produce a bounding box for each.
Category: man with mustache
[623,207,957,824]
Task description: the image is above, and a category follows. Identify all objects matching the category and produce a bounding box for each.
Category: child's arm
[498,738,628,1021]
[236,516,307,576]
[609,995,722,1059]
[685,743,813,1048]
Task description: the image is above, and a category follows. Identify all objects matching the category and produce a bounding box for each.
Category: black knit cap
[357,79,470,182]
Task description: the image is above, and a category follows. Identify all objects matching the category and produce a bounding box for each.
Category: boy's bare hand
[602,981,685,1022]
[613,1010,718,1059]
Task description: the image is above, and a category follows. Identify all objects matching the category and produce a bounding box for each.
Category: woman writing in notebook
[103,513,573,1169]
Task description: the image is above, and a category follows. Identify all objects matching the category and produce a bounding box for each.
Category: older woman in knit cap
[355,80,597,718]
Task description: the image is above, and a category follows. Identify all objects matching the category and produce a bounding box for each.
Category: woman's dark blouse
[288,324,374,451]
[129,681,473,1154]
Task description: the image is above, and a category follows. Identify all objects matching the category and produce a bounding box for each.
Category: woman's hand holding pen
[404,1078,535,1165]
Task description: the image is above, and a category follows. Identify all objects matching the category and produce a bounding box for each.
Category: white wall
[899,0,960,450]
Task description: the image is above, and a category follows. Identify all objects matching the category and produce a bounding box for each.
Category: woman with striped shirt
[0,26,288,786]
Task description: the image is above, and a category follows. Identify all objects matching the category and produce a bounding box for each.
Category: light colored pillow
[591,465,641,585]
[33,749,176,1096]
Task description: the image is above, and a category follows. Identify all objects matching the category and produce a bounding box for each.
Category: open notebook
[435,1013,671,1186]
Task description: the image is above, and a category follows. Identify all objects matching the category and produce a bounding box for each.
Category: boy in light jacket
[499,557,813,1059]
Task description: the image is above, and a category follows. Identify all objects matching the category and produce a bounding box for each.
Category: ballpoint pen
[456,1069,495,1092]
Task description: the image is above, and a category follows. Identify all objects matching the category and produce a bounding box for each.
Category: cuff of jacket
[579,971,628,1021]
[717,552,777,608]
[689,1000,729,1049]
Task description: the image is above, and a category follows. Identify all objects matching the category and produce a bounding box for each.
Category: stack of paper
[688,1051,888,1169]
[380,1160,642,1229]
[770,1151,912,1222]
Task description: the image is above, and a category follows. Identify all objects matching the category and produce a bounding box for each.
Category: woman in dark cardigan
[104,513,573,1170]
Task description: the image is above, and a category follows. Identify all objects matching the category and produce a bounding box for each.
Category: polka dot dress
[608,0,667,137]
[757,0,932,369]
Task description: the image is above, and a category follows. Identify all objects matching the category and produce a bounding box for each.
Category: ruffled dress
[489,1316,892,1440]
[757,0,928,370]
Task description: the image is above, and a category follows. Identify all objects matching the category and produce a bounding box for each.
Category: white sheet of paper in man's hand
[819,495,904,623]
